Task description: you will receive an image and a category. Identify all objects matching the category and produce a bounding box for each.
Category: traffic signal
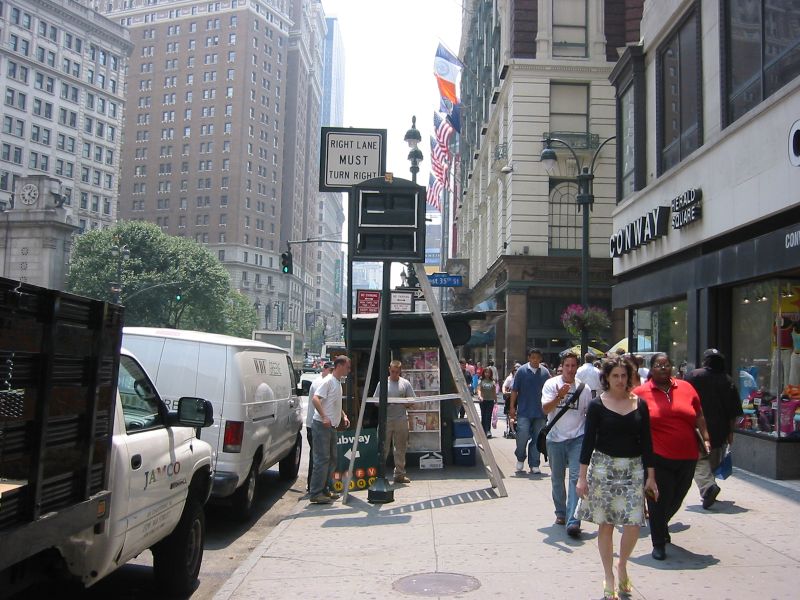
[175,288,183,302]
[280,251,293,274]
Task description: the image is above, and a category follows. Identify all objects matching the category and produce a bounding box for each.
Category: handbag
[491,403,499,428]
[536,383,586,461]
[714,445,733,479]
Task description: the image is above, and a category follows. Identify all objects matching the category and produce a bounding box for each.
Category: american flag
[430,136,448,165]
[433,112,454,158]
[430,137,449,184]
[427,174,442,212]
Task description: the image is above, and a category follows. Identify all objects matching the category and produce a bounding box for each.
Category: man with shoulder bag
[540,351,592,537]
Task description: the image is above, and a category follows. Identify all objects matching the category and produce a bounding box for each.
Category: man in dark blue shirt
[509,348,550,474]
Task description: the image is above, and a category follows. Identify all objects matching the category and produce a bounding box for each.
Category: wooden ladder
[414,263,507,497]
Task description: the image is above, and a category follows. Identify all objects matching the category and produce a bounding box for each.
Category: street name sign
[428,273,463,287]
[320,127,387,192]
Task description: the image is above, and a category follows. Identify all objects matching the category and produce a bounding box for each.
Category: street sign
[356,289,381,314]
[428,273,463,287]
[390,291,414,312]
[333,428,378,492]
[319,127,387,191]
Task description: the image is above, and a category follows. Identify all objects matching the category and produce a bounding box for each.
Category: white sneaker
[530,467,541,474]
[515,461,525,472]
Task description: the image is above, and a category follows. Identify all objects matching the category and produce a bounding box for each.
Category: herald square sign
[319,127,387,192]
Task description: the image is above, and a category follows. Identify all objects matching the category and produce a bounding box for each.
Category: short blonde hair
[389,360,402,369]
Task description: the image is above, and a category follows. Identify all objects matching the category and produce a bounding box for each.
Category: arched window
[548,180,580,253]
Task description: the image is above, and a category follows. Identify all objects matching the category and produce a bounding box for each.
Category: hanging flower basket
[560,304,612,341]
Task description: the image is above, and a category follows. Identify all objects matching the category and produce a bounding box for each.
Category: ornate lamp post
[540,134,616,358]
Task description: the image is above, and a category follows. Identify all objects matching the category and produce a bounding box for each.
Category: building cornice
[34,0,133,53]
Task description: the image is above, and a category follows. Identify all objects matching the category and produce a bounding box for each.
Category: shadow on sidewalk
[684,500,750,514]
[630,544,719,570]
[295,487,500,527]
[537,524,598,553]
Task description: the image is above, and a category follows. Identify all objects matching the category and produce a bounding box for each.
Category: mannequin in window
[772,315,794,390]
[790,319,800,386]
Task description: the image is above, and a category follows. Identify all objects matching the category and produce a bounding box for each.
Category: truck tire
[231,460,259,521]
[152,497,205,597]
[279,432,302,481]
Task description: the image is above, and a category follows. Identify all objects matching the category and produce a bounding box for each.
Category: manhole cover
[392,572,481,597]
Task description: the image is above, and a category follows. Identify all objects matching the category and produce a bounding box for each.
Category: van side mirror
[177,397,214,427]
[301,380,312,396]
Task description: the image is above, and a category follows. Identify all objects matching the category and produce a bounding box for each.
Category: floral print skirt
[575,450,645,526]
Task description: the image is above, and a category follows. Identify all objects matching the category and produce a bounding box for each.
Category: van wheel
[279,432,302,481]
[152,497,204,596]
[231,460,259,521]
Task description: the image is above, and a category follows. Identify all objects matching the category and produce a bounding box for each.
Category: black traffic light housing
[280,250,293,274]
[175,288,183,302]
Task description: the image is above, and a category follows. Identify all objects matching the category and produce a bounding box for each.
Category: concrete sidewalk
[214,429,799,600]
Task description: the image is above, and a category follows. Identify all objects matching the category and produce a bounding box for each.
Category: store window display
[733,280,800,437]
[631,301,688,370]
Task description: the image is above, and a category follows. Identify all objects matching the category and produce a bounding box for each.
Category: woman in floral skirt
[576,357,658,599]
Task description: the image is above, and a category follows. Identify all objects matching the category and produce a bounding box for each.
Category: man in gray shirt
[373,360,416,484]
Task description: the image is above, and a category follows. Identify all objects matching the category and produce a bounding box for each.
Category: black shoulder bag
[536,383,586,461]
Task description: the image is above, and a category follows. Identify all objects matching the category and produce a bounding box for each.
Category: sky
[321,0,463,188]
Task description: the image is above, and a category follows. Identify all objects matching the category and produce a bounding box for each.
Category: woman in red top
[632,353,711,561]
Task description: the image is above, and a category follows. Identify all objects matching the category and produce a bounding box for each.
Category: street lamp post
[110,243,130,304]
[404,116,423,185]
[253,298,263,329]
[540,134,616,358]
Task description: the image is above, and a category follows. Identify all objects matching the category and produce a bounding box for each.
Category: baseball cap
[323,361,334,369]
[703,348,724,360]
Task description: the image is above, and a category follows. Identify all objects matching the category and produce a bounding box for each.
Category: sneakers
[515,461,525,472]
[555,516,566,525]
[702,484,721,509]
[309,494,333,504]
[323,489,341,500]
[530,467,541,474]
[394,475,411,484]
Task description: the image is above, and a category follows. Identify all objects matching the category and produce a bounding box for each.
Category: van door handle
[131,454,142,469]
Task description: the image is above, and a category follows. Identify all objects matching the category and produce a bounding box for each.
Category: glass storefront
[733,279,800,437]
[632,300,689,373]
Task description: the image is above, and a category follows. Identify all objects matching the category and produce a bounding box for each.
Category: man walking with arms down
[373,360,416,484]
[542,352,592,537]
[685,349,743,509]
[309,356,351,504]
[509,348,550,474]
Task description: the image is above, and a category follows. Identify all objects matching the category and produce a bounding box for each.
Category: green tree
[66,221,253,335]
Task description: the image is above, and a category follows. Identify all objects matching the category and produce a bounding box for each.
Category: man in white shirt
[541,351,592,538]
[305,361,334,492]
[372,360,416,484]
[576,353,602,397]
[309,356,351,504]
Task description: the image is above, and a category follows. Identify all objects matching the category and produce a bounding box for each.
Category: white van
[122,327,303,520]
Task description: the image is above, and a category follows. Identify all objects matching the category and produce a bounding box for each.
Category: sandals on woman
[603,581,619,600]
[618,577,633,595]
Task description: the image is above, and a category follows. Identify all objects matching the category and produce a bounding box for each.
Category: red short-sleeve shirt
[633,378,702,460]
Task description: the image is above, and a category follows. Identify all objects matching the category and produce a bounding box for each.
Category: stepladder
[412,263,507,497]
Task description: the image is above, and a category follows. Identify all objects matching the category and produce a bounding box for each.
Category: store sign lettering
[671,188,702,230]
[609,206,670,258]
[785,229,800,249]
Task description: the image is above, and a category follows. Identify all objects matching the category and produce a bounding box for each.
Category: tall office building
[102,0,327,336]
[312,14,345,345]
[0,0,132,284]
